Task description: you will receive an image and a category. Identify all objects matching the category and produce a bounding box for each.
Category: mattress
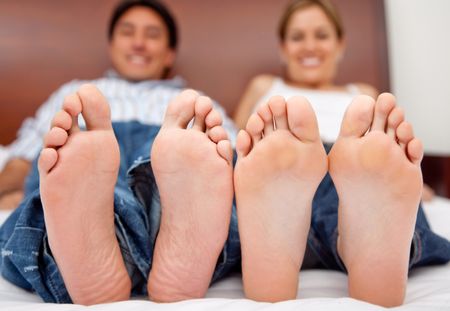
[1,197,450,310]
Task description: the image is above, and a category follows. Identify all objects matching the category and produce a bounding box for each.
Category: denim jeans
[1,123,450,303]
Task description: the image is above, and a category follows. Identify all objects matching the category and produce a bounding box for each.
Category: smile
[127,55,150,65]
[299,57,321,67]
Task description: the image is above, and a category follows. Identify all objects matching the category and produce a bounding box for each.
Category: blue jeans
[1,123,449,303]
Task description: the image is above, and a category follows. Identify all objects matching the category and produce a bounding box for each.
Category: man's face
[109,6,175,81]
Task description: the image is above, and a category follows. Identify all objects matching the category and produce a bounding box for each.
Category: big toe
[286,96,320,142]
[77,84,113,131]
[339,95,375,138]
[163,89,199,128]
[371,93,396,132]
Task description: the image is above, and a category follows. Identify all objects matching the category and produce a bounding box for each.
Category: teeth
[301,57,321,67]
[128,55,147,65]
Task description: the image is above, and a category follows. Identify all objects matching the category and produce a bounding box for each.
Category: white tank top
[254,77,361,143]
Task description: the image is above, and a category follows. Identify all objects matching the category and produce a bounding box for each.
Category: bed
[1,147,450,310]
[1,198,450,310]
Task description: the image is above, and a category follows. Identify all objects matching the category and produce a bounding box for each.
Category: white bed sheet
[1,198,450,310]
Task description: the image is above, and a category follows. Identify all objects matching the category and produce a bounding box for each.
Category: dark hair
[278,0,344,42]
[108,0,178,49]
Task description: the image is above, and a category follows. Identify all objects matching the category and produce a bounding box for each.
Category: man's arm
[0,158,31,210]
[0,158,31,197]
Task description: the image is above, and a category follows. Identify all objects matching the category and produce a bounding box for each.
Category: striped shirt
[8,71,238,162]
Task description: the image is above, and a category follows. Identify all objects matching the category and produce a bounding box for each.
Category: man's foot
[234,96,328,302]
[329,93,423,307]
[148,90,234,302]
[38,84,131,305]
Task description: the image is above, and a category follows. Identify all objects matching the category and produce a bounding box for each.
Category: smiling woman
[233,0,378,132]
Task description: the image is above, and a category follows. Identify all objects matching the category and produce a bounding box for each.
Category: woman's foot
[329,93,423,307]
[38,84,131,305]
[234,96,328,302]
[148,90,234,302]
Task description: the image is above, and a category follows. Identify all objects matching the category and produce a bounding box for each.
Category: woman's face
[281,5,344,87]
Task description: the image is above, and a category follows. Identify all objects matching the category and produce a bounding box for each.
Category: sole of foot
[147,89,234,302]
[234,96,327,302]
[329,93,423,307]
[38,84,131,305]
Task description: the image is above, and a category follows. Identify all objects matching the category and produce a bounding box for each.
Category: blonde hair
[278,0,344,41]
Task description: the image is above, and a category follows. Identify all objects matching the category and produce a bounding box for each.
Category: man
[0,0,237,209]
[0,0,241,305]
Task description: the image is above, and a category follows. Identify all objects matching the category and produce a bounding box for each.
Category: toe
[192,96,213,132]
[62,94,82,133]
[205,109,223,130]
[51,110,72,131]
[371,93,396,132]
[396,121,414,151]
[208,126,228,143]
[38,148,58,175]
[268,96,288,130]
[216,140,233,165]
[286,96,320,142]
[339,95,374,138]
[44,127,69,148]
[386,107,405,139]
[257,104,274,136]
[246,114,264,145]
[407,138,424,166]
[236,130,252,158]
[164,89,198,128]
[77,84,112,131]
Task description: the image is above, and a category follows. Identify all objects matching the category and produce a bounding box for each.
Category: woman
[233,0,449,307]
[234,0,435,200]
[234,0,376,133]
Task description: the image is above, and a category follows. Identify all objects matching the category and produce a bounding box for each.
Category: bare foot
[234,96,328,302]
[329,93,423,307]
[38,84,131,305]
[147,90,234,302]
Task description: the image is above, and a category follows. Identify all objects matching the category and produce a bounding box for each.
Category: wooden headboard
[0,0,389,145]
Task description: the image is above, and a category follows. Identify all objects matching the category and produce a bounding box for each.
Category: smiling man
[0,0,237,209]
